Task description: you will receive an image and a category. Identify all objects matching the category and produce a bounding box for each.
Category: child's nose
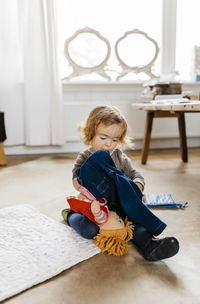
[105,139,112,146]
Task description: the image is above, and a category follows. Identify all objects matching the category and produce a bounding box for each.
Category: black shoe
[142,237,179,261]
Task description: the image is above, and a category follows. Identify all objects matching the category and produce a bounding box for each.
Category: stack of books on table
[150,94,190,104]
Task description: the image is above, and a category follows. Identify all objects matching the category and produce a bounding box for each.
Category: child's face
[91,123,123,152]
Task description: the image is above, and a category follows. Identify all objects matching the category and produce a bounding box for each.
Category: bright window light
[176,0,200,81]
[56,0,162,81]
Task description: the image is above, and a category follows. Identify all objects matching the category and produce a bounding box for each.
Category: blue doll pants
[68,212,152,250]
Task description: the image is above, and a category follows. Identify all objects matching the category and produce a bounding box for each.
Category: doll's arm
[79,186,96,200]
[72,178,89,201]
[91,200,108,224]
[73,178,96,200]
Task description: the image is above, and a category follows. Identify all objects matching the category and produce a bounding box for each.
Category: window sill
[62,80,144,93]
[62,79,200,86]
[62,80,200,94]
[62,80,144,86]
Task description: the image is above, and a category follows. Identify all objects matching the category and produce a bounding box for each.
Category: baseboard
[4,137,200,155]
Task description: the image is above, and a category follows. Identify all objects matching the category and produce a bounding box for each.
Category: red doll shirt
[66,196,109,225]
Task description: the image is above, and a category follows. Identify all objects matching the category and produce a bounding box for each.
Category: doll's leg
[68,212,99,239]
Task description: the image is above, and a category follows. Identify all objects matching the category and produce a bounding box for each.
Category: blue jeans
[75,150,166,236]
[68,212,152,250]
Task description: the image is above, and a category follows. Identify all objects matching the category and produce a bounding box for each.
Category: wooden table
[131,101,200,164]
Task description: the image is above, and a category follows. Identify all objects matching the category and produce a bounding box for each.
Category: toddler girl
[62,105,179,261]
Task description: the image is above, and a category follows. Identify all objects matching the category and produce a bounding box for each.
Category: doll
[64,187,133,256]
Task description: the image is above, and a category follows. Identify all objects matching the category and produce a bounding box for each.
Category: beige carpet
[0,151,200,304]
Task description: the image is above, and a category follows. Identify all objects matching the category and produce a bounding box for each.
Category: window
[176,0,200,81]
[56,0,200,82]
[56,0,161,81]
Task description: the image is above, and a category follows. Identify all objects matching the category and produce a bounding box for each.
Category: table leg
[141,111,154,164]
[178,112,188,162]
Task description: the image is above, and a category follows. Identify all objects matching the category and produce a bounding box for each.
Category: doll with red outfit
[63,186,133,256]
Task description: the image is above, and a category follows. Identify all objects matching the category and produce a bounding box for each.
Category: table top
[131,100,200,112]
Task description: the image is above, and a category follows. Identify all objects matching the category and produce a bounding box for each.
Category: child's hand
[135,182,146,203]
[142,195,146,203]
[135,182,143,192]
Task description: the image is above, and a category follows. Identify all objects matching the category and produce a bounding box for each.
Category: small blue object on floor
[145,193,188,209]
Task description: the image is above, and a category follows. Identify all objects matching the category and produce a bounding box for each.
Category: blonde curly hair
[78,105,131,146]
[93,218,134,256]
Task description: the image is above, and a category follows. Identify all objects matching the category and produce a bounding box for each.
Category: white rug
[0,204,100,301]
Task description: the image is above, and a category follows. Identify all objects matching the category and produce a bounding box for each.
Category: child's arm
[115,150,145,190]
[118,151,146,202]
[73,179,88,200]
[72,151,91,196]
[73,177,81,191]
[72,151,91,182]
[72,178,89,201]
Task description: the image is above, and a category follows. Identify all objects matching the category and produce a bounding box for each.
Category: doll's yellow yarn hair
[93,218,134,256]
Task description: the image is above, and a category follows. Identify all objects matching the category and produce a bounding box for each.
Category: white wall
[4,81,200,155]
